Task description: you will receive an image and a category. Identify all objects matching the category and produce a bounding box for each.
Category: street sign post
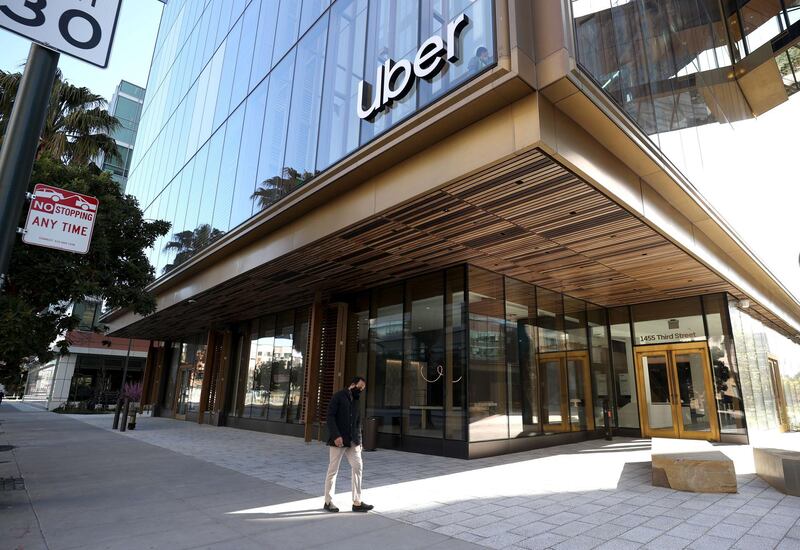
[0,0,122,68]
[0,1,121,287]
[22,184,100,254]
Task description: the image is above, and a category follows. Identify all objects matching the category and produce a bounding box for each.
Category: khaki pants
[324,443,363,504]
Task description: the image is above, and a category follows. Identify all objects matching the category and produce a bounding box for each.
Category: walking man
[323,376,373,513]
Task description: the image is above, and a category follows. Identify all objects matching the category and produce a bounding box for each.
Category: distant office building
[98,80,145,192]
[107,0,800,458]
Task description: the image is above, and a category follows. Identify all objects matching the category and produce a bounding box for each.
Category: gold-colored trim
[539,350,593,433]
[634,342,719,441]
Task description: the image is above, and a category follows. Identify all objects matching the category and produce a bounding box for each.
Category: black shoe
[352,502,374,512]
[323,502,339,513]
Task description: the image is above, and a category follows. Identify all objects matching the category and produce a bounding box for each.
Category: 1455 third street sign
[0,0,122,67]
[22,183,99,254]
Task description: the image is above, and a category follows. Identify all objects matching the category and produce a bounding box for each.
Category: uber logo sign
[357,14,470,121]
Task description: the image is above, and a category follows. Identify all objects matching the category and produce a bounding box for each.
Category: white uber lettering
[357,14,471,121]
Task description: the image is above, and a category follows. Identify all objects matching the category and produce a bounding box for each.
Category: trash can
[364,416,379,451]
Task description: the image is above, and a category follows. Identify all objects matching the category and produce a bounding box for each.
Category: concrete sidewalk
[0,402,478,550]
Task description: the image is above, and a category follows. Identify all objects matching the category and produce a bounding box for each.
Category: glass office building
[111,0,800,458]
[98,80,146,192]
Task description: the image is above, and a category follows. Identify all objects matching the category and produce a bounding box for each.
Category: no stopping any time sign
[22,184,99,254]
[0,0,122,68]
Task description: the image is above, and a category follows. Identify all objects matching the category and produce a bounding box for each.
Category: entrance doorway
[540,351,594,432]
[634,342,719,440]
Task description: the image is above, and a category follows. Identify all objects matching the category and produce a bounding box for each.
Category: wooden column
[197,330,217,424]
[140,342,157,406]
[304,293,324,442]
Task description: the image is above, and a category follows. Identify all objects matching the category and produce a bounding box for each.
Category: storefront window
[703,294,747,435]
[537,288,565,352]
[268,311,295,421]
[445,267,467,440]
[368,285,404,434]
[252,315,276,419]
[609,307,638,429]
[184,339,208,413]
[505,277,538,437]
[403,273,446,438]
[468,267,508,441]
[588,304,610,430]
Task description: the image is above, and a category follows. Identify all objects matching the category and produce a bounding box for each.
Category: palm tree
[0,69,120,165]
[162,224,225,274]
[251,167,316,210]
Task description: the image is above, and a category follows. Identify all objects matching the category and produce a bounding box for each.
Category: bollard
[120,399,130,432]
[112,397,122,429]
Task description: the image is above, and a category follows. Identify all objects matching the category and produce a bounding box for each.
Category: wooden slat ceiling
[115,148,795,340]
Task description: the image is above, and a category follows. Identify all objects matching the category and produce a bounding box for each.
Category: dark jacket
[327,388,362,447]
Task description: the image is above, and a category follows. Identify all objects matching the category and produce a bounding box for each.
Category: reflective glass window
[537,288,565,352]
[588,304,610,430]
[254,50,296,212]
[300,0,329,35]
[252,315,275,419]
[250,0,279,91]
[360,0,420,144]
[368,284,403,435]
[212,104,245,234]
[704,294,746,434]
[564,296,588,351]
[268,310,294,421]
[230,2,260,112]
[230,77,269,229]
[419,0,496,106]
[317,0,368,171]
[272,0,303,66]
[283,15,328,192]
[445,266,467,440]
[609,306,638,428]
[403,272,445,439]
[195,130,225,247]
[505,277,538,437]
[214,20,243,131]
[468,267,508,441]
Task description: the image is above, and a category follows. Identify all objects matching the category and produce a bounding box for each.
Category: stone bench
[754,447,800,496]
[651,438,737,493]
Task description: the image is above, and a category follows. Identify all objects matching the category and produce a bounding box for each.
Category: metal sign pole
[0,43,60,289]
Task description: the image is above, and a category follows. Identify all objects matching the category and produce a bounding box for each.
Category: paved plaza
[3,402,800,549]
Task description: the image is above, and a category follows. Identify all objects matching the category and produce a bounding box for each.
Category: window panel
[468,267,508,441]
[230,2,260,111]
[272,0,303,66]
[268,310,295,421]
[230,76,269,229]
[445,266,467,440]
[282,15,329,193]
[317,0,368,171]
[403,273,445,439]
[287,307,310,423]
[368,284,404,434]
[300,0,329,35]
[253,50,296,213]
[360,0,420,144]
[212,104,245,233]
[213,21,243,131]
[250,0,279,91]
[505,277,538,437]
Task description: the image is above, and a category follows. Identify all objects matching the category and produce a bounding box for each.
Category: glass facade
[127,0,496,277]
[234,306,310,423]
[101,80,145,191]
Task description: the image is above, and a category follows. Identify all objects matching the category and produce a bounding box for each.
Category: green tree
[0,69,120,164]
[163,224,225,274]
[251,167,315,210]
[0,159,170,388]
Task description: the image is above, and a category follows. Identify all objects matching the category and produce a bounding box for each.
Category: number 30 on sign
[0,0,122,68]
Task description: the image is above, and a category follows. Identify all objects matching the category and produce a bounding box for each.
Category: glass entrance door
[634,343,719,440]
[540,352,593,433]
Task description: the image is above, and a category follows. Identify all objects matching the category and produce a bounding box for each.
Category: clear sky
[0,0,163,102]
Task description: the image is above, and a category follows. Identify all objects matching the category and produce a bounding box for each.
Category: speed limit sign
[0,0,122,68]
